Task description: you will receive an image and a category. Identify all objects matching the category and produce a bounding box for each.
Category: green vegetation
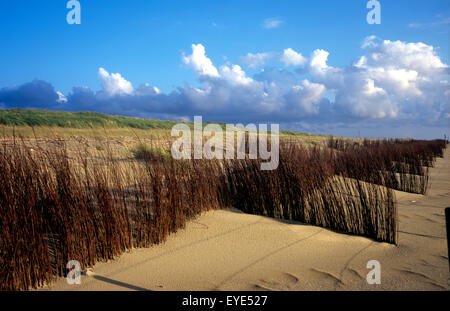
[279,129,331,138]
[0,108,188,130]
[0,108,331,139]
[130,143,171,161]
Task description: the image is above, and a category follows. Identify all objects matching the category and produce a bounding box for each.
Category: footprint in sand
[347,268,365,281]
[433,254,448,261]
[310,268,345,286]
[396,268,447,290]
[418,259,439,268]
[254,272,300,291]
[432,213,444,218]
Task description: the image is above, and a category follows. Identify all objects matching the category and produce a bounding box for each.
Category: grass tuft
[130,143,171,161]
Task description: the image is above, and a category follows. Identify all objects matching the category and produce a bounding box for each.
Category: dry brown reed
[328,137,447,194]
[0,134,446,290]
[220,142,397,244]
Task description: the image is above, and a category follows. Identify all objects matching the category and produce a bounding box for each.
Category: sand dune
[39,148,450,291]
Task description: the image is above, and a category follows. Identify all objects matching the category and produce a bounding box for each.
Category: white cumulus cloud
[240,52,274,69]
[2,37,448,138]
[98,67,134,96]
[280,48,307,67]
[56,91,68,103]
[220,64,254,85]
[182,44,220,78]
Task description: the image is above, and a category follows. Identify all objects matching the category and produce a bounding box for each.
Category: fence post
[446,207,450,287]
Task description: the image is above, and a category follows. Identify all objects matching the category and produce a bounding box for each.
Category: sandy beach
[39,148,450,291]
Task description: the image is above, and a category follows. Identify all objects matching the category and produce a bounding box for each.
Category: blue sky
[0,0,449,138]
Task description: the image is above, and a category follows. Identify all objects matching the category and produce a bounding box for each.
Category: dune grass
[0,108,187,129]
[130,143,171,162]
[0,108,330,142]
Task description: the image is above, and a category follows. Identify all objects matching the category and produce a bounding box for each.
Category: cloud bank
[0,36,448,137]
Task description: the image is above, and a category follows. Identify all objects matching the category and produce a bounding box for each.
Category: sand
[39,148,450,291]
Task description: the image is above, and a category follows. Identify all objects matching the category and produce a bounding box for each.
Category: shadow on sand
[92,275,152,291]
